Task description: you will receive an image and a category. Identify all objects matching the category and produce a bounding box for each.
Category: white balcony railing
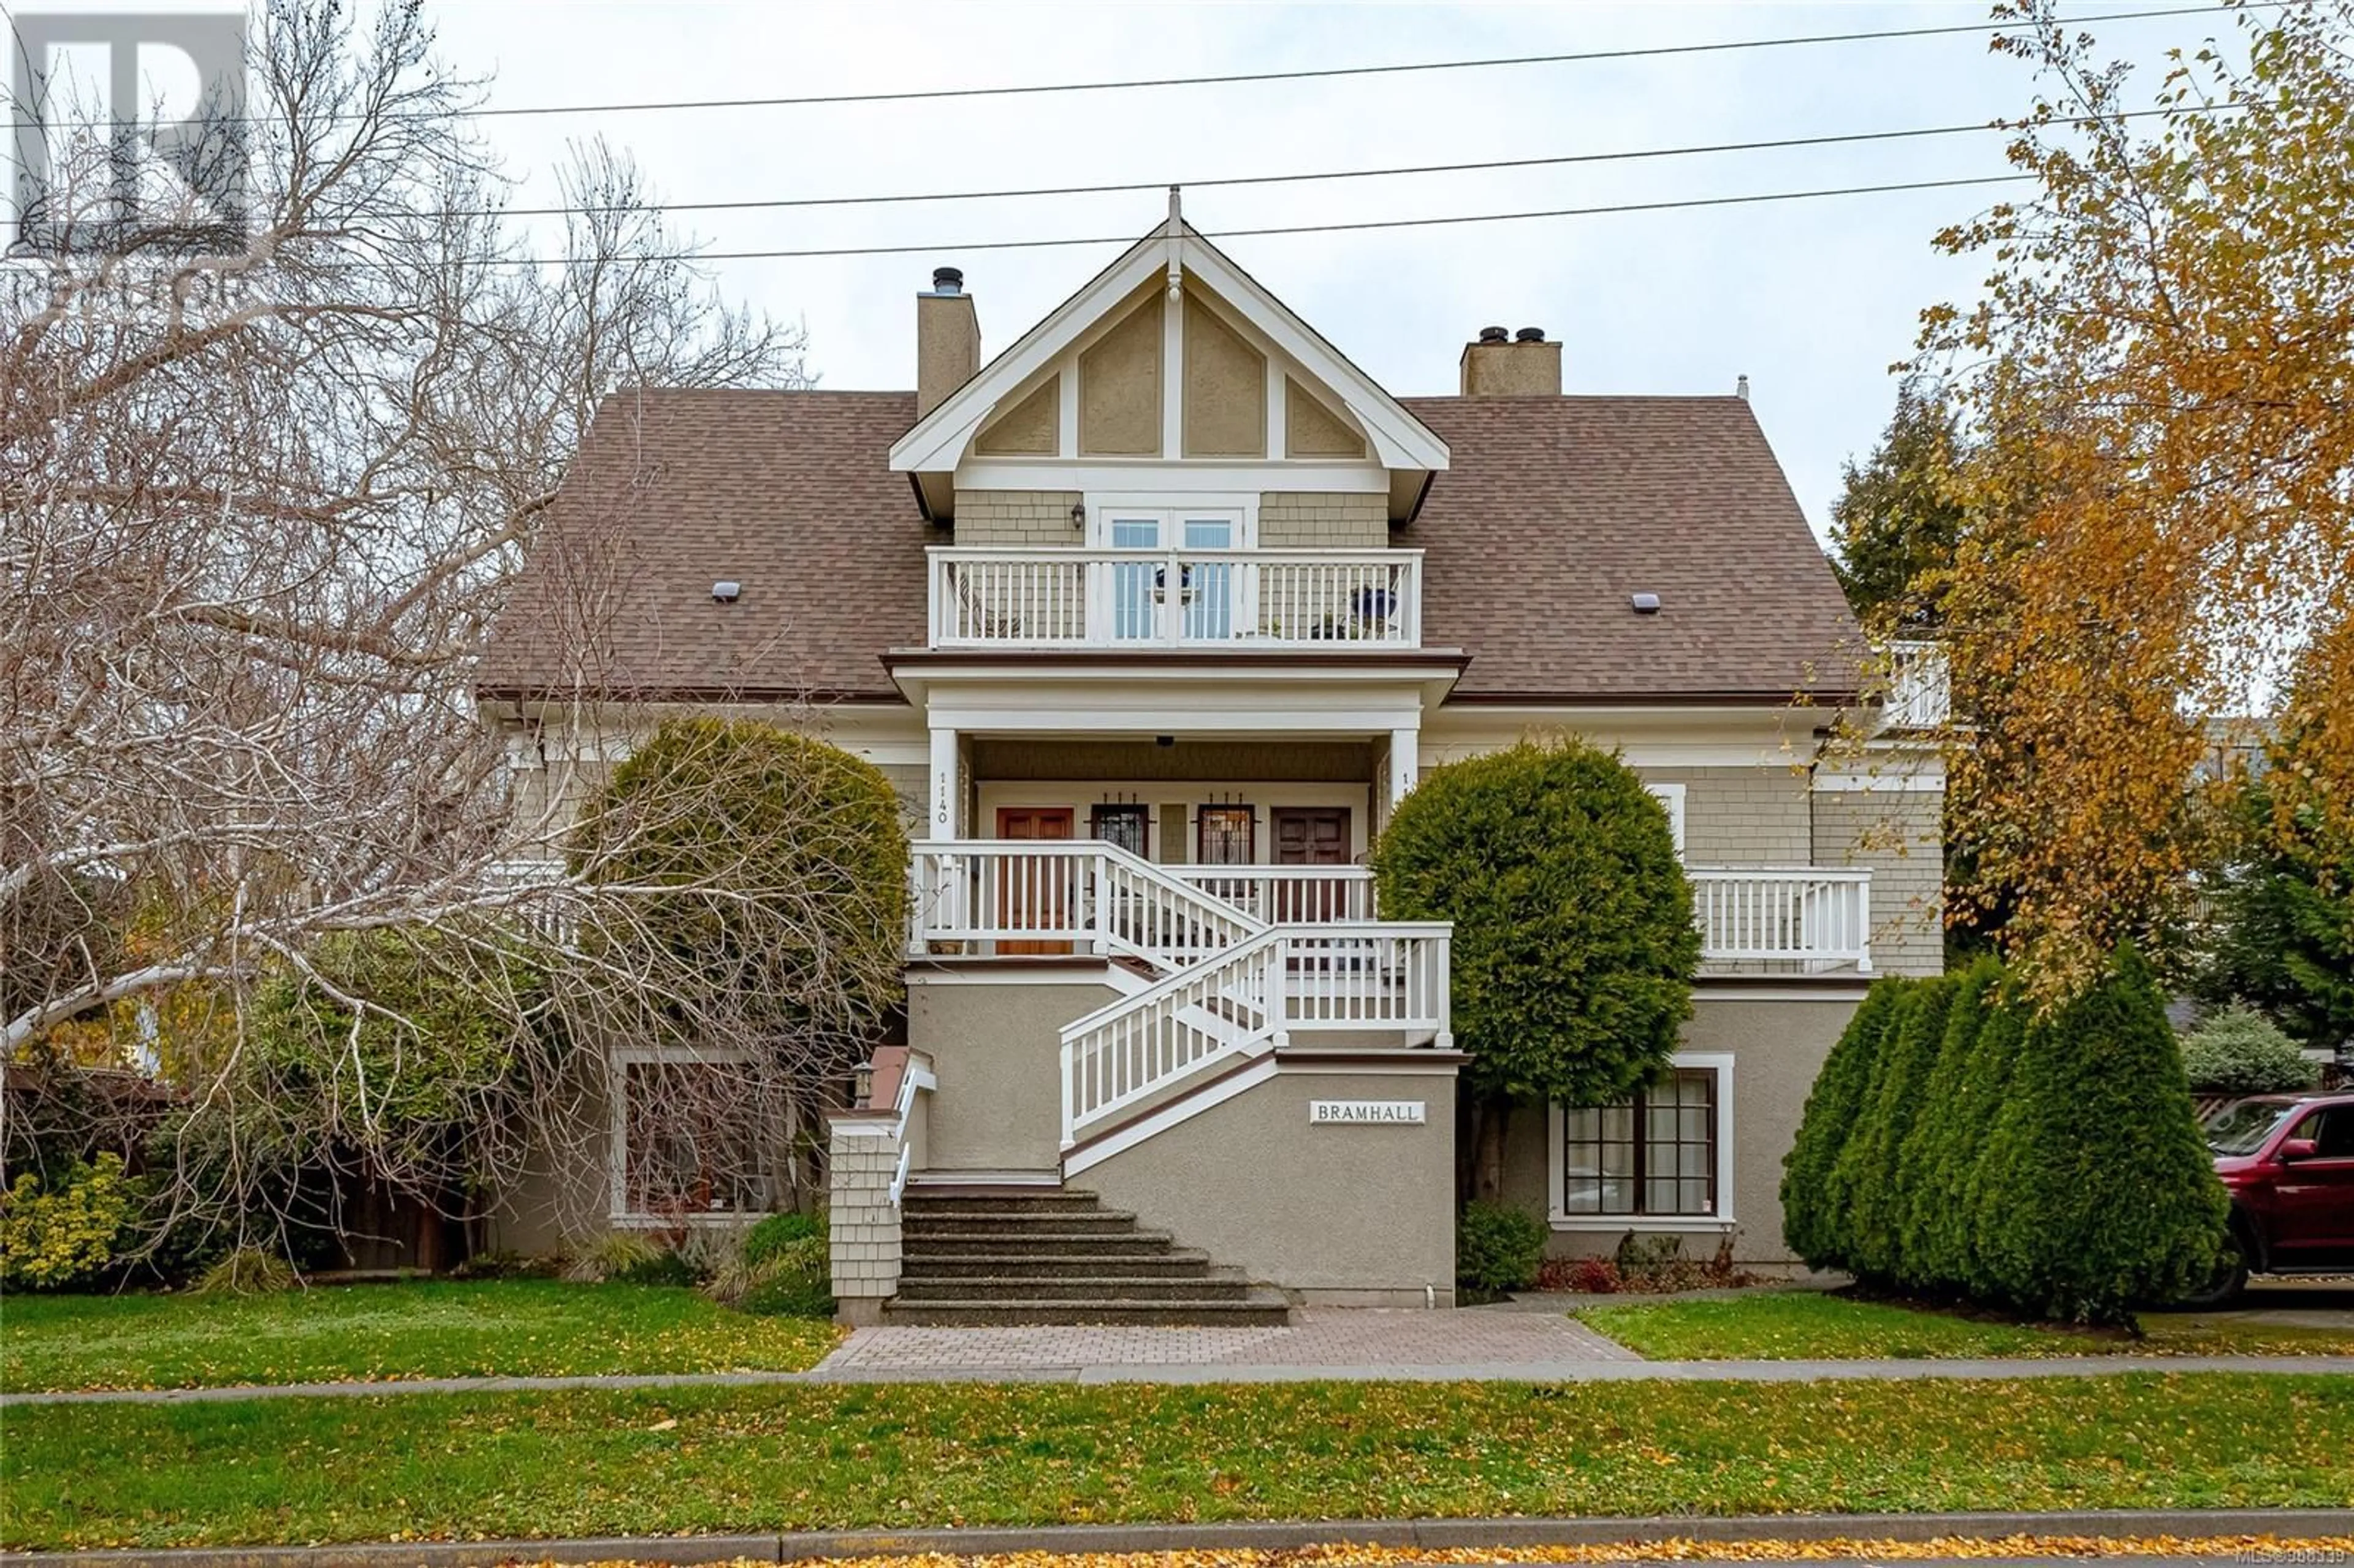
[1689,867,1873,972]
[1884,640,1952,730]
[928,546,1423,650]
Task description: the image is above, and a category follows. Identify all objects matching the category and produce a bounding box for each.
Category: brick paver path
[815,1307,1643,1374]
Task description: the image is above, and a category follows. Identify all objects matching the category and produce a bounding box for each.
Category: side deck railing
[1689,867,1873,973]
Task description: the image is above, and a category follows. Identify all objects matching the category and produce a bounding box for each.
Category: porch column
[928,725,959,840]
[1387,726,1420,810]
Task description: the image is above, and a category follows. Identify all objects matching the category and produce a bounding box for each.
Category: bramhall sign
[1309,1100,1427,1126]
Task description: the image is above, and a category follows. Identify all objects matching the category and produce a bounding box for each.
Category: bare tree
[1,0,832,1252]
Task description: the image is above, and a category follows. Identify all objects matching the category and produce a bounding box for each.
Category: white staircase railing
[908,840,1257,966]
[1060,928,1286,1147]
[1277,921,1453,1035]
[908,839,1455,1154]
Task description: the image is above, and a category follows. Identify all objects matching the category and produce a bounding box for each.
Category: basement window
[611,1051,789,1222]
[1549,1054,1735,1230]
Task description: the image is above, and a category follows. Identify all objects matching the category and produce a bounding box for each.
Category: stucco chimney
[916,267,980,419]
[1459,324,1562,397]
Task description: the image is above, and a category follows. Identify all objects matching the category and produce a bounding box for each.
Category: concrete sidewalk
[4,1509,2352,1567]
[9,1351,2354,1407]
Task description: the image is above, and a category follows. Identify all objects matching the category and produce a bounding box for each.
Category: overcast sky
[427,1,2222,544]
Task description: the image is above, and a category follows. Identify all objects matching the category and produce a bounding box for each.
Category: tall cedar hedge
[1780,951,2226,1323]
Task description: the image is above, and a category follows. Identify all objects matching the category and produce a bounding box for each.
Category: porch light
[1070,501,1087,530]
[851,1060,875,1109]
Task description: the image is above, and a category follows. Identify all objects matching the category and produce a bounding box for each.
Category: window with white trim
[1550,1054,1734,1227]
[611,1052,788,1221]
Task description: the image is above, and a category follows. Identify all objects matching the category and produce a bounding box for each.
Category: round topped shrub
[2179,1006,2321,1095]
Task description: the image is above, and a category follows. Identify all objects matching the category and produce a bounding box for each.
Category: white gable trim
[889,223,1447,478]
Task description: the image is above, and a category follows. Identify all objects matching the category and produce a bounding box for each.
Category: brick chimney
[1459,324,1561,397]
[916,267,980,418]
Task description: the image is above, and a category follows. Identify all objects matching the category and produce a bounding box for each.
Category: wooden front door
[996,807,1075,954]
[1271,807,1350,923]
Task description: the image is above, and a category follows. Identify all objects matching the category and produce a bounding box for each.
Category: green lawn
[1579,1290,2354,1360]
[2,1375,2348,1548]
[0,1280,842,1393]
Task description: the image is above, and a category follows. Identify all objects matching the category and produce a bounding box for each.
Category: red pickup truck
[2187,1090,2354,1305]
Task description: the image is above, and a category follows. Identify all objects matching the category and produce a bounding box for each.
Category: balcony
[927,546,1424,650]
[1689,867,1873,973]
[1883,639,1952,730]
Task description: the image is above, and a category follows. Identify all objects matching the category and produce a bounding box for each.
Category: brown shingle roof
[478,387,1861,706]
[1398,395,1862,702]
[477,389,926,701]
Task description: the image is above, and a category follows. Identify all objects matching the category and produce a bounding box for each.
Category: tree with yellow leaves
[1917,0,2354,987]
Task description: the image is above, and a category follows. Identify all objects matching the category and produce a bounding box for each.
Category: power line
[479,172,2036,268]
[447,2,2261,122]
[0,2,2263,132]
[487,105,2215,221]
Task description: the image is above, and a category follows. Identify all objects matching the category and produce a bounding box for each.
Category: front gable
[889,208,1446,521]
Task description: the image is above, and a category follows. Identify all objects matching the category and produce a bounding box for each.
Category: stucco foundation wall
[908,975,1121,1172]
[1086,1060,1458,1302]
[1812,787,1946,977]
[1496,993,1859,1265]
[952,490,1083,547]
[1259,492,1388,549]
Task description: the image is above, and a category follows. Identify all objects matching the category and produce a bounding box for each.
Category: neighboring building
[476,209,1945,1319]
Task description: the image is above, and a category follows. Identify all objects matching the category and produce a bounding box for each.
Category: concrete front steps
[888,1187,1292,1326]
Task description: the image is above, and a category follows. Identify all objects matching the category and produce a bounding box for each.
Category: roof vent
[930,266,964,295]
[1630,592,1662,615]
[712,580,742,603]
[1477,325,1509,344]
[1514,326,1545,343]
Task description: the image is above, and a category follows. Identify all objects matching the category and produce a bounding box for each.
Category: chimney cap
[1514,326,1545,343]
[1477,325,1508,344]
[930,266,964,295]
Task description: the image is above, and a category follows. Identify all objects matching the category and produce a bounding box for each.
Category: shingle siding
[1642,765,1813,865]
[953,490,1081,546]
[1259,492,1388,549]
[1811,786,1945,977]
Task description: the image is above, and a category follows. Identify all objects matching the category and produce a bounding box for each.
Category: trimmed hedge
[1780,952,2227,1323]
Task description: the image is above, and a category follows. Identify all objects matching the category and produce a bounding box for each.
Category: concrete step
[903,1248,1216,1279]
[902,1211,1148,1238]
[901,1193,1107,1219]
[900,1227,1179,1258]
[881,1292,1292,1328]
[894,1270,1256,1303]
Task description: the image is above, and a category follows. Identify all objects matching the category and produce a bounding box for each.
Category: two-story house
[476,208,1944,1322]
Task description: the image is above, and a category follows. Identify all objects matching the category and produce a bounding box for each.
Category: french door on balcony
[1099,508,1245,642]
